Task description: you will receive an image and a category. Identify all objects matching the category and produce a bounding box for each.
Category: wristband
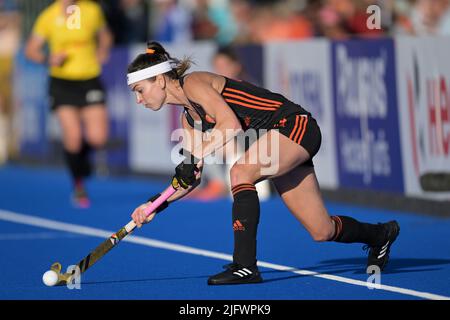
[146,193,169,213]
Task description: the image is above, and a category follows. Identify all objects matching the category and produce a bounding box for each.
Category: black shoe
[364,221,400,272]
[207,263,263,285]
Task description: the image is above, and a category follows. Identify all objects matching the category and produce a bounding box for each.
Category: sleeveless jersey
[181,75,310,132]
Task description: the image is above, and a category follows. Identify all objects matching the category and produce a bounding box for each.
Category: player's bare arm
[182,72,243,161]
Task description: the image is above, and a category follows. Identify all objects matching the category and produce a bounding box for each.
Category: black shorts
[271,113,322,167]
[49,76,106,111]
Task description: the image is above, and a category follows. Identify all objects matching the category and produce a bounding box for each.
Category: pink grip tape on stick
[144,185,177,216]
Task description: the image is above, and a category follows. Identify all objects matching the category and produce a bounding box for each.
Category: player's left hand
[48,52,68,67]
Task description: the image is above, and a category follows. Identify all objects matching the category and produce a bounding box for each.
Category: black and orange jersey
[220,77,310,130]
[181,75,310,132]
[180,76,217,132]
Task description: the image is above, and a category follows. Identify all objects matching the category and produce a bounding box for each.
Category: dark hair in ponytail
[127,41,192,80]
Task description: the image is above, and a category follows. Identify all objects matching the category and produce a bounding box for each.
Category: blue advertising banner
[235,44,263,86]
[101,47,130,171]
[331,39,404,193]
[264,40,338,188]
[14,47,49,159]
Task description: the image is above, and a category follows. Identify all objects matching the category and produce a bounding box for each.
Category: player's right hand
[131,203,156,228]
[48,53,68,67]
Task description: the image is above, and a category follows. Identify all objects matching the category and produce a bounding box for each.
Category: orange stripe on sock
[231,185,255,193]
[232,184,256,195]
[231,183,254,191]
[234,187,256,193]
[331,216,343,241]
[232,186,256,195]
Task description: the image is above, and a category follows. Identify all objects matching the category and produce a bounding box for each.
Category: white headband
[127,61,173,85]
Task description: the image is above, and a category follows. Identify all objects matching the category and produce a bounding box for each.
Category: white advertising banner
[264,40,338,188]
[129,42,217,173]
[396,36,450,200]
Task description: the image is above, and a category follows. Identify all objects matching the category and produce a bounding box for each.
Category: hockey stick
[50,177,180,286]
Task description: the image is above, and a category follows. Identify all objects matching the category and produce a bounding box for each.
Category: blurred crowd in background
[2,0,450,200]
[2,0,450,48]
[2,0,450,165]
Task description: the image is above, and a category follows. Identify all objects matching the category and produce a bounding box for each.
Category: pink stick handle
[143,185,177,216]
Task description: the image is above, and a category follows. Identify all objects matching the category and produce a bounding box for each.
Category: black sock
[330,216,386,246]
[231,183,260,267]
[63,143,92,182]
[79,141,93,177]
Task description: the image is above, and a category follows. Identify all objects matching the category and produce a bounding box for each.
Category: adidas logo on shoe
[208,263,262,285]
[364,221,400,272]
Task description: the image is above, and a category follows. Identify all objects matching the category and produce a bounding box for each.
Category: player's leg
[55,106,91,207]
[208,129,312,285]
[80,77,109,176]
[272,166,335,240]
[273,114,399,271]
[80,104,108,149]
[272,164,400,272]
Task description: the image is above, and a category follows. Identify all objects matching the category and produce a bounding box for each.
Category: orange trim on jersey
[224,87,283,106]
[225,99,278,111]
[223,92,280,108]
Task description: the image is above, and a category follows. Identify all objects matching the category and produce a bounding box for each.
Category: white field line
[1,209,449,300]
[0,232,85,240]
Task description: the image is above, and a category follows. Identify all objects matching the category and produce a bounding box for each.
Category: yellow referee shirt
[32,0,106,80]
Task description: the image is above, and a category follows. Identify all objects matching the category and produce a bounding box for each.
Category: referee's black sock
[231,183,260,267]
[63,142,92,182]
[330,216,386,246]
[79,140,93,177]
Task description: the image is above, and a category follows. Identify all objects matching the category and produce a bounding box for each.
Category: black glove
[174,149,200,189]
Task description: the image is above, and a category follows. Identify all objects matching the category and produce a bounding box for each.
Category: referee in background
[25,0,113,208]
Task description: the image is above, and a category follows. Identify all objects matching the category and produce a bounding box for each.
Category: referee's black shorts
[49,76,106,111]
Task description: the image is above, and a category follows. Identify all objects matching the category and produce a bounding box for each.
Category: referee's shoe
[208,263,262,285]
[365,220,400,272]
